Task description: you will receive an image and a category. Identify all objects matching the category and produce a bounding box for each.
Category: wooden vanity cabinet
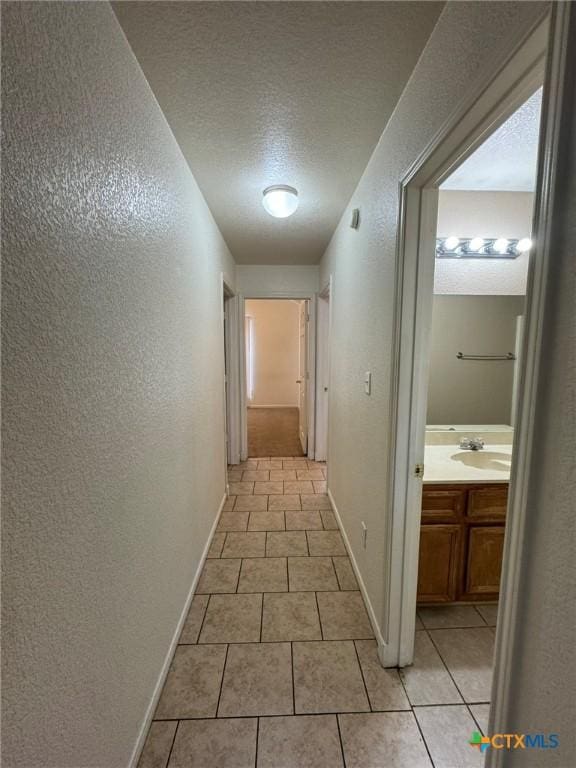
[417,483,508,603]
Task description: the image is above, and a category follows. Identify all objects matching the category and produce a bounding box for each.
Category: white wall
[2,4,235,767]
[435,190,534,294]
[427,296,524,424]
[319,1,546,642]
[237,264,319,296]
[245,300,300,407]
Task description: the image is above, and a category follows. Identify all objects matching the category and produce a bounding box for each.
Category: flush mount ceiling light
[436,237,532,259]
[262,185,299,218]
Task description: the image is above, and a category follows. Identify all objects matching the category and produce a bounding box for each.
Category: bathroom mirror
[425,294,524,430]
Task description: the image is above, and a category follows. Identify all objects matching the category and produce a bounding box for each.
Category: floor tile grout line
[163,719,180,768]
[330,556,341,590]
[466,701,490,734]
[254,716,259,768]
[259,591,264,643]
[411,704,438,768]
[195,594,212,644]
[183,634,385,647]
[152,707,420,725]
[473,603,490,626]
[409,701,490,709]
[392,649,438,768]
[335,714,347,768]
[214,643,230,719]
[425,628,469,705]
[234,559,242,593]
[314,591,323,640]
[351,639,373,712]
[290,641,296,716]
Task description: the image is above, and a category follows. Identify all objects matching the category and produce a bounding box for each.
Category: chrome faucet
[459,436,485,451]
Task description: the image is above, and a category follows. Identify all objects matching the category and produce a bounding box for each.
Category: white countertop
[423,443,512,484]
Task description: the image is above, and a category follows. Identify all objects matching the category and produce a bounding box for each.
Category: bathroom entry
[416,89,541,614]
[244,299,309,457]
[398,84,547,703]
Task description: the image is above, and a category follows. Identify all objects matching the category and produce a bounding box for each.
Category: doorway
[244,299,309,457]
[383,12,556,674]
[405,88,542,720]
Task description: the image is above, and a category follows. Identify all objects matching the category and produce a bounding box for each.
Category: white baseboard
[327,488,390,664]
[128,491,227,768]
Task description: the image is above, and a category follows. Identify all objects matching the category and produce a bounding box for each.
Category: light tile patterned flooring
[139,457,496,768]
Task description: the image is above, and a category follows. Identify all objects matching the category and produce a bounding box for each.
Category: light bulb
[517,237,532,252]
[494,238,509,254]
[469,237,484,252]
[262,185,299,218]
[444,236,460,250]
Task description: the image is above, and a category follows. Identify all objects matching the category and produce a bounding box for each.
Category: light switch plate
[364,371,371,395]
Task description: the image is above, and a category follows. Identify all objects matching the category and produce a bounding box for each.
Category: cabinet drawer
[467,485,508,520]
[422,487,465,522]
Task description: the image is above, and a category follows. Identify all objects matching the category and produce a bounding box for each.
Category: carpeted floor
[247,407,304,457]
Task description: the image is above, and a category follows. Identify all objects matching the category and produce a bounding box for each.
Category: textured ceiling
[442,88,542,192]
[113,1,444,264]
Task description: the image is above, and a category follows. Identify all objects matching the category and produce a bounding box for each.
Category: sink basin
[450,450,512,472]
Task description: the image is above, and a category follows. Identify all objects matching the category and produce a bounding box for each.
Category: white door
[297,300,308,454]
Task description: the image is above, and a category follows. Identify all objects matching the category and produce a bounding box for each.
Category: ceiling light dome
[262,185,299,218]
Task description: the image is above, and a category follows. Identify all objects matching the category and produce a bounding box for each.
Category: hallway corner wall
[1,4,235,767]
[497,7,576,760]
[319,1,547,651]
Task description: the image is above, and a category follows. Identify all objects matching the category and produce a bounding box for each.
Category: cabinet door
[463,526,505,599]
[417,525,462,603]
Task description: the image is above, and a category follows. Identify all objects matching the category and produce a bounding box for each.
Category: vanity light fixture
[469,237,485,252]
[262,185,299,218]
[436,237,532,259]
[444,235,460,251]
[517,237,533,252]
[494,237,509,254]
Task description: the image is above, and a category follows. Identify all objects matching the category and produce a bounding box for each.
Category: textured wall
[245,300,300,407]
[320,1,547,636]
[436,191,534,295]
[1,3,235,767]
[237,264,319,296]
[500,11,576,762]
[427,296,524,425]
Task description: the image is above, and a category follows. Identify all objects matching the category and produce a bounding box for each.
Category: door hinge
[414,463,424,479]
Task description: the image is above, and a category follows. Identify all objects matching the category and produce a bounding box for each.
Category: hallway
[4,4,575,767]
[138,458,491,768]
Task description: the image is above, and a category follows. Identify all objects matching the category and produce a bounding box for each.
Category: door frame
[222,277,242,467]
[237,291,317,460]
[314,278,332,464]
[383,7,560,673]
